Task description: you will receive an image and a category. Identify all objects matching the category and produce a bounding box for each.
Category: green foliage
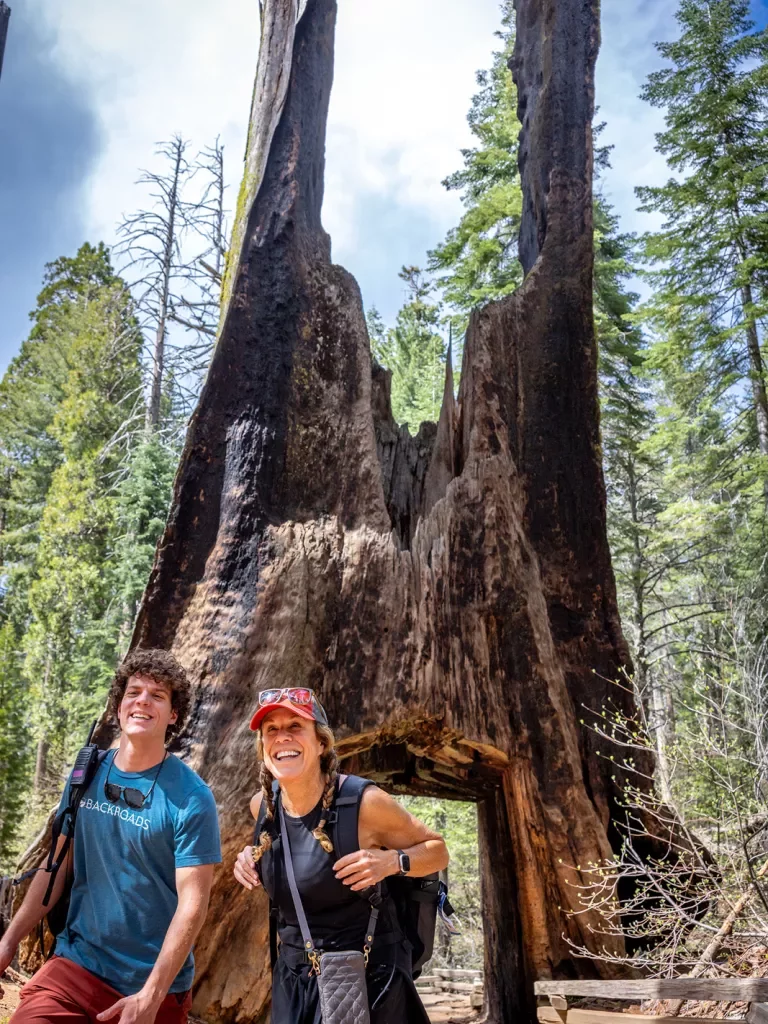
[111,435,177,633]
[399,796,483,970]
[19,265,143,783]
[637,0,768,474]
[0,620,32,870]
[428,0,522,321]
[0,245,158,834]
[374,268,447,431]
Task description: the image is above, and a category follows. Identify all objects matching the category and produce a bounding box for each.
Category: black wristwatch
[396,850,410,876]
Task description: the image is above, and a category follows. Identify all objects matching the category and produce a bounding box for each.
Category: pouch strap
[279,802,316,955]
[278,800,381,969]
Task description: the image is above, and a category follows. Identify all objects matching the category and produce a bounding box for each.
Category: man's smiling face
[118,673,177,742]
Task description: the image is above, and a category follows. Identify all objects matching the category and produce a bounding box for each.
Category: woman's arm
[233,791,264,891]
[333,786,449,891]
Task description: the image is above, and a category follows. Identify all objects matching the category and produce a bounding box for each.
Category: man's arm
[96,863,214,1024]
[0,834,71,995]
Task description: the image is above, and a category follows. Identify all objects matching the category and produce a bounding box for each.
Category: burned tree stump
[11,0,681,1019]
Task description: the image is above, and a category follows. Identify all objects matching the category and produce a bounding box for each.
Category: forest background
[3,0,768,976]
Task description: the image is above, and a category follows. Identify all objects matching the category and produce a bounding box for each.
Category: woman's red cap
[249,700,318,732]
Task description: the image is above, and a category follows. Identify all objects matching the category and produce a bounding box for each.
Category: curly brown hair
[107,649,192,740]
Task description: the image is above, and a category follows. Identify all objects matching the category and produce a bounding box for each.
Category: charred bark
[14,0,686,1019]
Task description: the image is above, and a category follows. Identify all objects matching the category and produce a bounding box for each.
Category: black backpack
[15,724,107,958]
[254,774,454,979]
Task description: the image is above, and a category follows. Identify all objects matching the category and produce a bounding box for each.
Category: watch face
[399,852,411,874]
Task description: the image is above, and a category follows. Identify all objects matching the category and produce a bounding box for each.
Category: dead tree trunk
[12,0,689,1019]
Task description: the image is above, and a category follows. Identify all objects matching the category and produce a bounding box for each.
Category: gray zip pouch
[279,802,378,1024]
[316,949,370,1024]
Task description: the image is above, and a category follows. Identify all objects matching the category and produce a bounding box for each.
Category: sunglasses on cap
[258,687,315,707]
[249,686,329,730]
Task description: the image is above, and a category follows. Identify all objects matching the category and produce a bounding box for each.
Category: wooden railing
[535,979,768,1024]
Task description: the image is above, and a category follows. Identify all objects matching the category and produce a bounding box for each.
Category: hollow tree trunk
[15,0,688,1018]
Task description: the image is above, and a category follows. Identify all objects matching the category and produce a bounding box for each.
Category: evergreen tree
[377,268,447,431]
[637,0,768,470]
[22,274,142,791]
[365,306,388,368]
[0,619,32,869]
[427,0,522,322]
[0,245,144,804]
[110,434,178,640]
[0,244,124,587]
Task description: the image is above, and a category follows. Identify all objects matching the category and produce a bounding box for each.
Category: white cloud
[596,0,679,237]
[26,0,682,323]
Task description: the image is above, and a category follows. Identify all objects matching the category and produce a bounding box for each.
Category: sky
[0,0,766,374]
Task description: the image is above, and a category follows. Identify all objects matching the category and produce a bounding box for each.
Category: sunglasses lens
[287,688,312,704]
[124,788,146,809]
[105,783,121,803]
[260,689,281,705]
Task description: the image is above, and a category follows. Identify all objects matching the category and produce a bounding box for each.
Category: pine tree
[376,268,447,431]
[110,434,178,641]
[427,0,522,323]
[24,277,142,791]
[0,619,32,869]
[637,0,768,470]
[0,245,143,801]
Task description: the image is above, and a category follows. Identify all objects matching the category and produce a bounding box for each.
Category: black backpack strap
[269,902,279,969]
[42,748,109,907]
[39,746,108,960]
[253,779,280,844]
[329,774,374,860]
[254,781,280,971]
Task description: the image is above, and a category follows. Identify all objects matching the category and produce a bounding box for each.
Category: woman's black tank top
[258,785,407,966]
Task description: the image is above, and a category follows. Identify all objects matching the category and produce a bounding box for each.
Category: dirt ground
[0,975,21,1023]
[1,972,479,1023]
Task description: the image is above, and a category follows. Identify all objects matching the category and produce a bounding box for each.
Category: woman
[233,687,450,1024]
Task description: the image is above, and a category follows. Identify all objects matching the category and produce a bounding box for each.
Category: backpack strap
[253,781,280,971]
[38,746,109,960]
[253,779,280,846]
[329,774,373,860]
[42,748,109,907]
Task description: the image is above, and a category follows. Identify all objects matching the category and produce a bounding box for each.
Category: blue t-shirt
[55,750,221,995]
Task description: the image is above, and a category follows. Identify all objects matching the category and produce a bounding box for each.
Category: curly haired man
[0,649,221,1024]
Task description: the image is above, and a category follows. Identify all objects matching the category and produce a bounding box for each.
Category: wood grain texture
[537,1012,722,1024]
[536,980,768,1001]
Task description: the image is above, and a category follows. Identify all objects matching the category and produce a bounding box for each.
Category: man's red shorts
[10,955,192,1023]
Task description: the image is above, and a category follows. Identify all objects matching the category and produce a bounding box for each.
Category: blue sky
[0,0,766,375]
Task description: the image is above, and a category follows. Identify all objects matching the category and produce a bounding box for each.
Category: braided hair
[251,759,276,864]
[252,723,338,863]
[312,726,338,854]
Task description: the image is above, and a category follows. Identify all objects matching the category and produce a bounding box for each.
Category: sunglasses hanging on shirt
[104,751,167,810]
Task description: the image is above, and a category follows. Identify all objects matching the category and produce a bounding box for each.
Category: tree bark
[14,0,693,1019]
[740,282,768,459]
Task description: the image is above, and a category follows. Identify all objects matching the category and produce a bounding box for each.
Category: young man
[0,649,221,1024]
